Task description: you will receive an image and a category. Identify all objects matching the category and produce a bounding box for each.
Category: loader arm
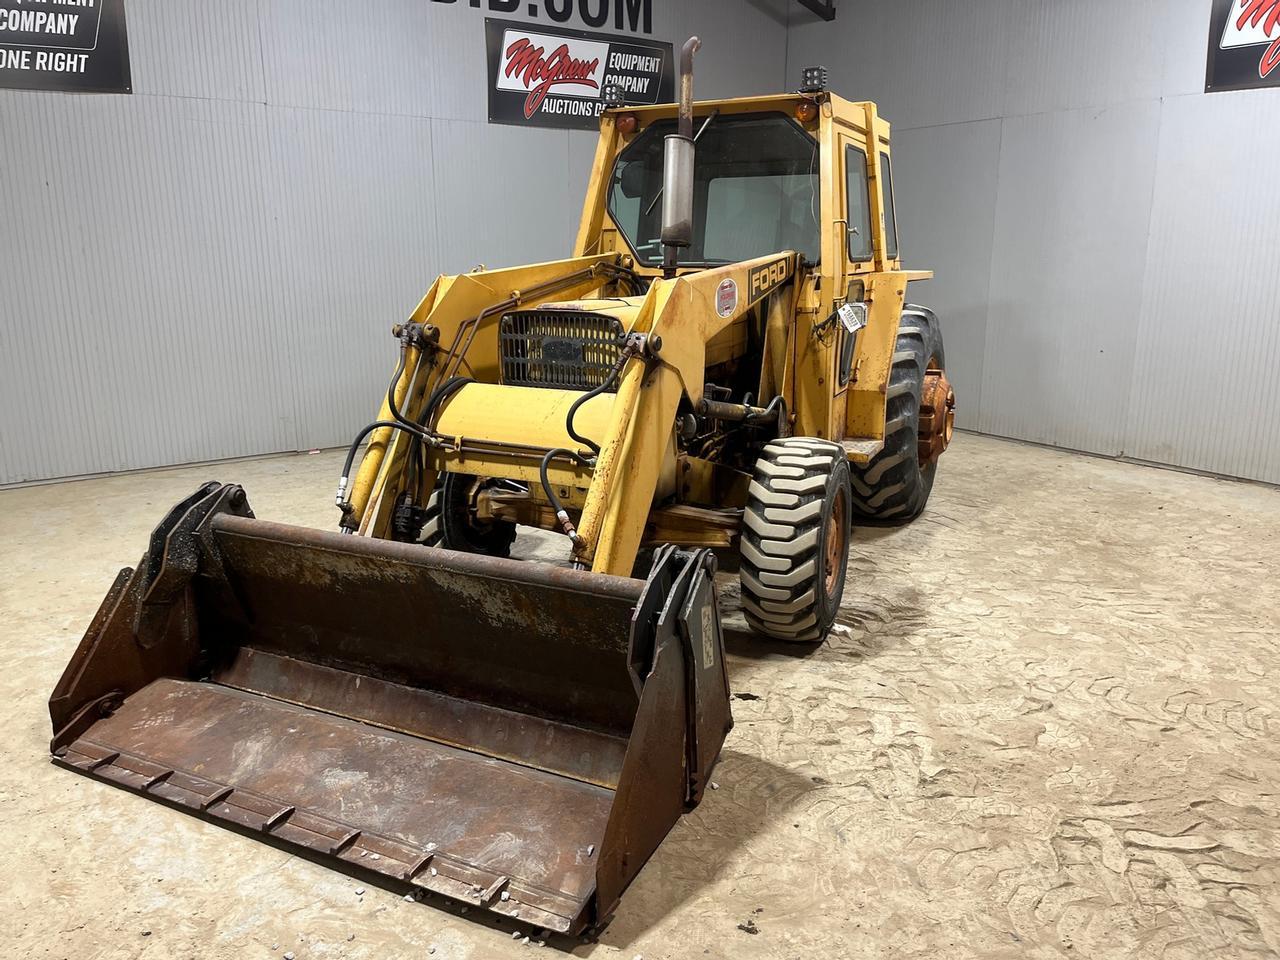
[578,252,798,575]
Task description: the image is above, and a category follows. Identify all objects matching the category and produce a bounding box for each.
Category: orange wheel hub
[918,365,956,466]
[823,486,846,599]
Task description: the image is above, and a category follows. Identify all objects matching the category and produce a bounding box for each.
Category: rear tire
[436,473,517,558]
[848,305,948,524]
[739,438,851,643]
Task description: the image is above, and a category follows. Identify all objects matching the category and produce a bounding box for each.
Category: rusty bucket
[49,483,731,934]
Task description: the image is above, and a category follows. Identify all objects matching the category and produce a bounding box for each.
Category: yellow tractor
[48,41,954,936]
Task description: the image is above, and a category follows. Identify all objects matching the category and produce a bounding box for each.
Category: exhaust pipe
[661,36,701,276]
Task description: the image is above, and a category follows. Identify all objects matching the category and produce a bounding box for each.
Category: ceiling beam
[796,0,836,22]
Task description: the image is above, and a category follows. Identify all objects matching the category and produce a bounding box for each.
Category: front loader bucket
[49,483,731,935]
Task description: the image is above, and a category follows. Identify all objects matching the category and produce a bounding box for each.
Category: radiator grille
[499,311,625,391]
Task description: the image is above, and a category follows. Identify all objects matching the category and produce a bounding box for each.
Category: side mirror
[619,162,647,199]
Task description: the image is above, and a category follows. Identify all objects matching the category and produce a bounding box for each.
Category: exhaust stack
[661,36,701,275]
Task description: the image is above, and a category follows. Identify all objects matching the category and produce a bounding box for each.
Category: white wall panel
[788,0,1279,483]
[0,94,291,483]
[429,120,575,274]
[788,0,1013,130]
[1125,91,1280,483]
[676,0,790,98]
[1003,0,1169,117]
[2,0,789,483]
[892,120,1002,428]
[259,0,442,118]
[1161,0,1221,99]
[566,129,602,231]
[981,102,1161,455]
[267,106,441,450]
[127,0,267,102]
[11,1,1273,485]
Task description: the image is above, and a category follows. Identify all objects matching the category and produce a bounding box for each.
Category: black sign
[485,18,673,131]
[0,0,131,94]
[1206,0,1280,92]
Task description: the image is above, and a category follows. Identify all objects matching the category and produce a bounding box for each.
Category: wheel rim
[823,486,847,599]
[463,477,498,536]
[917,359,956,466]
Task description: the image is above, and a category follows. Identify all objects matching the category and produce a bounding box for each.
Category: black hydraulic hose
[335,419,430,512]
[335,367,474,527]
[565,347,633,455]
[417,374,474,431]
[540,447,594,546]
[386,344,423,433]
[552,341,642,548]
[387,344,433,498]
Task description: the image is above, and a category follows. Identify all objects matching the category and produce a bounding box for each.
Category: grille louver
[500,311,625,391]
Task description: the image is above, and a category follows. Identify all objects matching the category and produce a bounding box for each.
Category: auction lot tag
[838,302,868,334]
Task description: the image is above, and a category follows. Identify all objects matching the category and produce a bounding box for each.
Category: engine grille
[499,311,626,391]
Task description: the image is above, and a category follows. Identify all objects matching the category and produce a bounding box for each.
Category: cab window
[846,146,872,261]
[880,152,898,259]
[608,114,820,267]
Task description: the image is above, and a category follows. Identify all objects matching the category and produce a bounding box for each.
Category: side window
[838,326,858,385]
[845,146,872,261]
[880,152,898,259]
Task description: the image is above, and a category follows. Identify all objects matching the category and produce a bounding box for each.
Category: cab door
[829,128,876,438]
[836,106,911,451]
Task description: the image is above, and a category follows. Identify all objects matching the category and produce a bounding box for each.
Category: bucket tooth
[49,483,732,934]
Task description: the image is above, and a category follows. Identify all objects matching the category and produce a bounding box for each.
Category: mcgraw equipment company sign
[0,0,131,93]
[486,18,673,130]
[1206,0,1280,92]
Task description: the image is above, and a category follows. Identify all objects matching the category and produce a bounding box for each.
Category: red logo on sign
[1224,0,1280,78]
[1240,0,1280,76]
[503,38,600,118]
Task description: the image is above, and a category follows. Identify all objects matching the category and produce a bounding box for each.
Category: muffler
[49,483,731,934]
[661,36,701,275]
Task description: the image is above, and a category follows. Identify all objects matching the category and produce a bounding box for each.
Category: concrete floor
[1,433,1278,960]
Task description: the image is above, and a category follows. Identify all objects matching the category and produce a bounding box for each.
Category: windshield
[607,113,820,267]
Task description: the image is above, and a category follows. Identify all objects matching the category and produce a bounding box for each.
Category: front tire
[739,438,852,643]
[421,479,443,547]
[436,473,517,557]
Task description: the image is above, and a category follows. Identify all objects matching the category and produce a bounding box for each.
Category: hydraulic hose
[386,344,424,434]
[336,370,474,529]
[550,339,644,551]
[335,419,432,513]
[539,447,595,547]
[565,344,635,455]
[417,374,474,431]
[335,347,438,518]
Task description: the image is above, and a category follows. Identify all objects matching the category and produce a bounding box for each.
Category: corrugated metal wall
[0,0,790,484]
[10,0,1275,486]
[790,0,1280,484]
